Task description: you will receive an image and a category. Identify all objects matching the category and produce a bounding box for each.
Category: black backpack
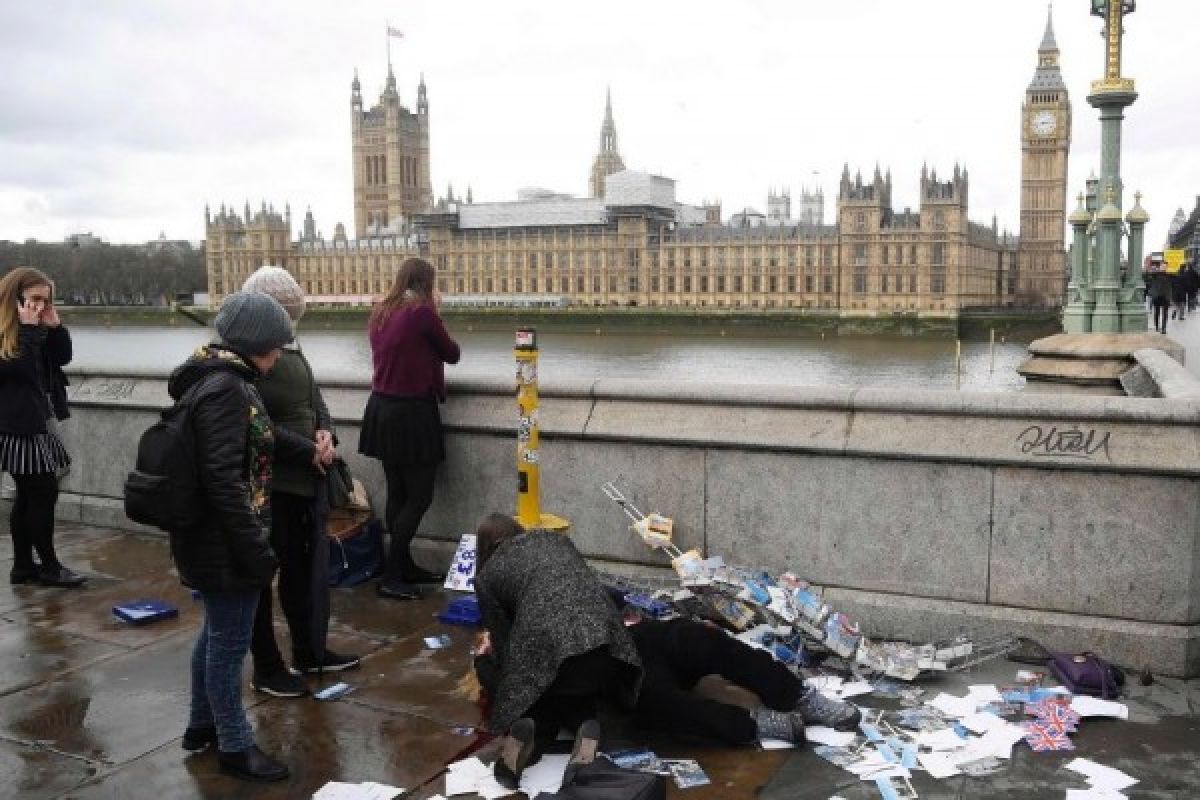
[123,381,205,532]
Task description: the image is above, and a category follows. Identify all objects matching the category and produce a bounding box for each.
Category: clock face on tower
[1031,110,1057,136]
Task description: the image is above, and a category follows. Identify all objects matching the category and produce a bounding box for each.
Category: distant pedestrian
[1147,268,1171,334]
[1170,270,1187,322]
[359,257,461,600]
[241,267,360,700]
[1184,263,1200,313]
[171,290,317,783]
[0,267,85,588]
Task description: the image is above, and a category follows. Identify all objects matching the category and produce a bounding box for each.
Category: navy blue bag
[328,516,384,588]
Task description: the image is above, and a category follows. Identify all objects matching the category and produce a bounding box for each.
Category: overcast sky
[1,0,1196,249]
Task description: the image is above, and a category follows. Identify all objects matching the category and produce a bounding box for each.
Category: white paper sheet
[917,750,961,779]
[312,782,406,800]
[1065,758,1139,792]
[974,724,1028,760]
[519,754,569,799]
[915,728,967,751]
[759,737,796,750]
[804,726,858,747]
[837,681,874,699]
[1070,696,1129,719]
[959,711,1006,734]
[966,684,1004,706]
[930,692,978,718]
[444,757,496,797]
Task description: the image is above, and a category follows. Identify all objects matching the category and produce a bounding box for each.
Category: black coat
[0,324,71,435]
[165,347,315,593]
[476,531,643,732]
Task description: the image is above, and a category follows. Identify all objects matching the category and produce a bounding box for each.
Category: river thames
[67,325,1034,391]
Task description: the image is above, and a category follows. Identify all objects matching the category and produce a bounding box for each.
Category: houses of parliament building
[205,13,1070,313]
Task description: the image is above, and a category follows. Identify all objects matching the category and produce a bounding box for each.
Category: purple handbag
[1048,652,1125,699]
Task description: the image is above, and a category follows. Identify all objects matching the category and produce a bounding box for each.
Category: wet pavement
[0,524,1198,799]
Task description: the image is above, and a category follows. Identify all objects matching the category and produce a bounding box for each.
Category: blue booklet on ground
[112,600,178,625]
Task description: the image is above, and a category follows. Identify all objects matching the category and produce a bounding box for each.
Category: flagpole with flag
[386,23,403,69]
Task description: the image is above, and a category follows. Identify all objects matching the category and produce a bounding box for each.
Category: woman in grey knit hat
[240,267,360,697]
[170,290,320,782]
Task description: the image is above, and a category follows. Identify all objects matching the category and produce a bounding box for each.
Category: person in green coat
[242,267,361,697]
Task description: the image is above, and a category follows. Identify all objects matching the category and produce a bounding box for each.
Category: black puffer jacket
[165,346,315,592]
[0,324,71,435]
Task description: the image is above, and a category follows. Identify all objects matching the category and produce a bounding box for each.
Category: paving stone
[0,735,100,799]
[0,618,122,697]
[65,700,470,800]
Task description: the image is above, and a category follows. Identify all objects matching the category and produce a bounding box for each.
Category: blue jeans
[189,589,259,753]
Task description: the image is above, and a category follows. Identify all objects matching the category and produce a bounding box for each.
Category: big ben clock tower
[1018,8,1072,306]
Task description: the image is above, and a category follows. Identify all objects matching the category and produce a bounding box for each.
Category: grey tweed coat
[476,531,643,732]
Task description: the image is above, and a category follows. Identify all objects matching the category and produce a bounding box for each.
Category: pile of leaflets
[802,673,1133,798]
[600,482,1017,682]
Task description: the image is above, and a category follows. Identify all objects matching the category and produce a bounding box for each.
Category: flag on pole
[387,26,404,38]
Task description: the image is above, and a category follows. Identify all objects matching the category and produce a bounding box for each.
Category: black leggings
[382,461,438,583]
[251,492,326,674]
[1153,300,1168,332]
[9,472,61,571]
[632,619,802,745]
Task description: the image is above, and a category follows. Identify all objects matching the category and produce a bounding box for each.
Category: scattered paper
[1065,758,1138,792]
[960,711,1006,735]
[759,737,796,750]
[918,751,961,779]
[915,728,966,751]
[519,754,568,798]
[445,757,497,797]
[930,692,978,719]
[424,634,452,649]
[1070,696,1129,720]
[664,759,710,789]
[805,726,858,747]
[838,681,875,699]
[967,684,1004,706]
[312,781,405,800]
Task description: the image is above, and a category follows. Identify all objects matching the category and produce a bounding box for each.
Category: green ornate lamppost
[1062,0,1149,333]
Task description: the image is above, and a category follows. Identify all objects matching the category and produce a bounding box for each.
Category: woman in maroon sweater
[359,258,461,599]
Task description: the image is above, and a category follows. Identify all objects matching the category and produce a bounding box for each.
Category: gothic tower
[1017,7,1072,306]
[351,64,432,238]
[589,88,626,198]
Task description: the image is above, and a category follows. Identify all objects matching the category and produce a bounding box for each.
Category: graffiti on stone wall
[73,379,138,401]
[1016,424,1113,462]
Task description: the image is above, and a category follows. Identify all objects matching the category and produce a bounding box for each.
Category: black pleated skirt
[0,430,70,475]
[358,392,445,466]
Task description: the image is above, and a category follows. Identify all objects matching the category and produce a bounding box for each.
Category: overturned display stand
[601,482,1017,681]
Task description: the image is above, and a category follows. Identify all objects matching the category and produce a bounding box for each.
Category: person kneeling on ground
[473,513,643,789]
[629,617,861,745]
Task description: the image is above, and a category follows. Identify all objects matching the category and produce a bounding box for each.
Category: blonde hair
[0,267,53,360]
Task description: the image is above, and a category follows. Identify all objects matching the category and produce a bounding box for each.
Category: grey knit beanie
[242,265,306,323]
[214,290,294,356]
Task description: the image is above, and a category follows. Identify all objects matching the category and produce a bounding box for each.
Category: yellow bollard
[514,328,569,532]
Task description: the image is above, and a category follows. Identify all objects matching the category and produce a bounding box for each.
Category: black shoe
[251,670,308,698]
[182,725,217,752]
[9,565,39,585]
[217,744,290,783]
[293,649,361,674]
[376,580,421,600]
[403,565,446,584]
[563,719,602,785]
[36,565,86,588]
[494,717,537,789]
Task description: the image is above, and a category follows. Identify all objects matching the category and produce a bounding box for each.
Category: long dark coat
[475,531,643,732]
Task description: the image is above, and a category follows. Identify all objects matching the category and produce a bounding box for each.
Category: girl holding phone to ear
[0,267,84,587]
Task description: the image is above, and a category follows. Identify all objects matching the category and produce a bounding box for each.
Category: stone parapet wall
[49,368,1200,676]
